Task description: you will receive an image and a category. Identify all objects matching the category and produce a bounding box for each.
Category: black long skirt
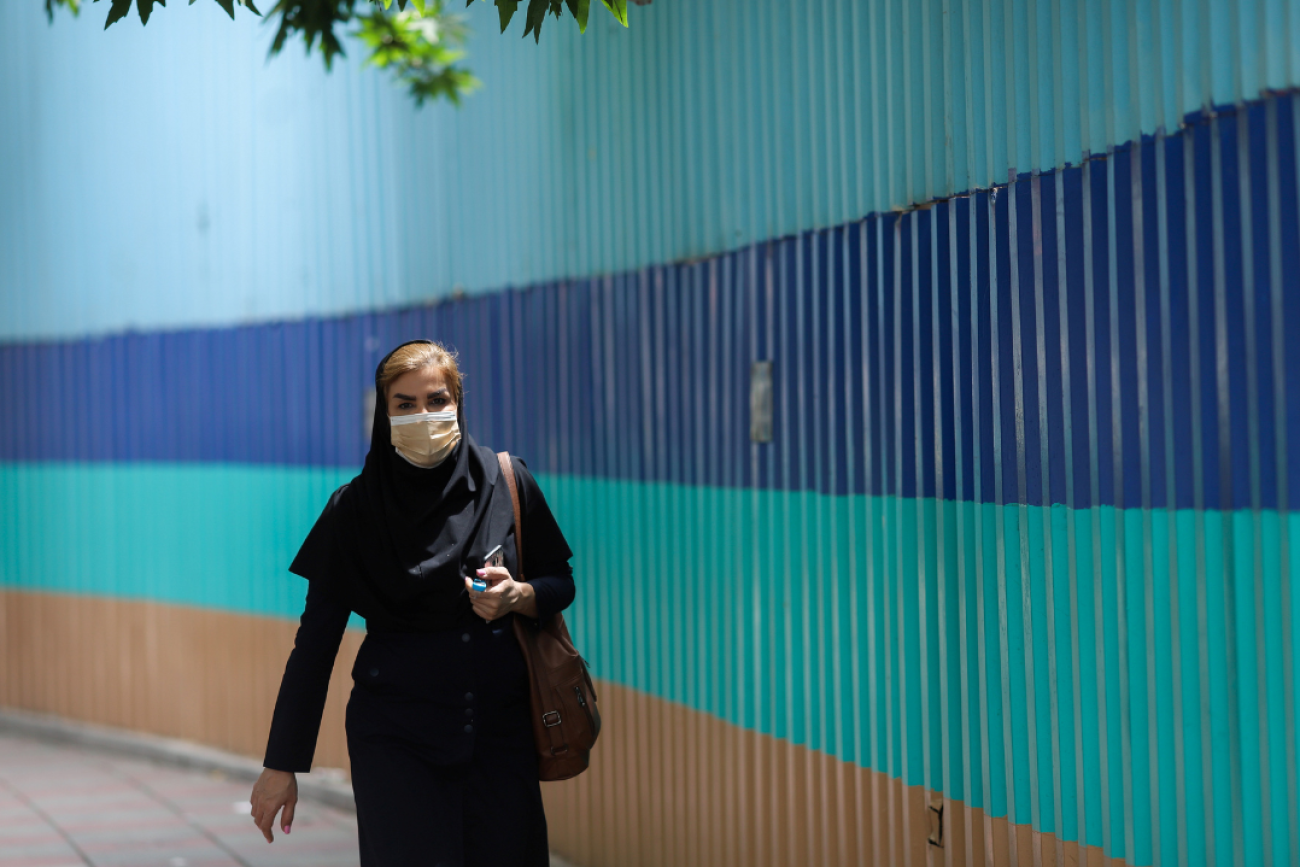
[345,616,548,867]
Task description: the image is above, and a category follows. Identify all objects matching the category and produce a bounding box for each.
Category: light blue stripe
[5,1,1300,339]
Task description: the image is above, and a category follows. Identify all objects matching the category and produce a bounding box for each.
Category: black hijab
[289,340,516,631]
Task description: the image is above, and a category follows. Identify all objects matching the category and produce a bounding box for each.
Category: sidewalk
[0,731,359,867]
[0,728,578,867]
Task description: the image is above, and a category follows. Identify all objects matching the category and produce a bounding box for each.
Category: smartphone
[472,544,504,591]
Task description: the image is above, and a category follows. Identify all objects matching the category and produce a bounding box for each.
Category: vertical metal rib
[1031,173,1065,867]
[1082,155,1115,863]
[816,234,836,867]
[973,189,996,867]
[959,3,981,863]
[775,241,796,867]
[991,185,1021,867]
[805,233,827,867]
[942,0,957,198]
[1155,127,1191,867]
[919,0,934,205]
[720,257,737,867]
[901,0,915,205]
[849,7,868,832]
[864,16,885,840]
[1237,102,1274,867]
[1132,128,1164,867]
[911,211,933,867]
[1184,124,1218,867]
[842,223,862,867]
[1210,111,1247,867]
[882,220,898,867]
[1104,147,1138,867]
[871,216,886,867]
[1273,92,1299,867]
[764,246,781,867]
[884,0,898,209]
[1054,166,1088,867]
[893,214,911,867]
[1009,175,1045,867]
[745,246,763,867]
[933,202,954,867]
[1024,0,1042,177]
[1074,12,1095,867]
[949,197,971,867]
[826,241,843,867]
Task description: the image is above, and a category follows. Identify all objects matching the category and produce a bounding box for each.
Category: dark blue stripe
[1191,118,1222,511]
[1279,96,1300,509]
[1,95,1294,511]
[1138,137,1168,509]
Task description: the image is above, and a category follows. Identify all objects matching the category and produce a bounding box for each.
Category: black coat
[263,456,575,867]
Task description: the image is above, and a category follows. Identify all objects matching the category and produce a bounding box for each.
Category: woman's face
[386,366,458,417]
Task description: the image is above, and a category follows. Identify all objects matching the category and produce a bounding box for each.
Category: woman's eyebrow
[392,392,418,401]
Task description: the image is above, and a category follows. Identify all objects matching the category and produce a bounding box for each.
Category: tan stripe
[0,589,361,773]
[3,591,1133,867]
[544,682,1134,867]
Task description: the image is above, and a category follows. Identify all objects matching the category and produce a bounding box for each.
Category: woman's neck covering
[288,340,514,631]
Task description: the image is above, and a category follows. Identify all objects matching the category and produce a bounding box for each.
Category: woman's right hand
[249,768,298,843]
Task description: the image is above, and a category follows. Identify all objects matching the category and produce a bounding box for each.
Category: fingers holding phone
[467,545,513,621]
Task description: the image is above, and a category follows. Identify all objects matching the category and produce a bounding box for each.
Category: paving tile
[0,732,361,867]
[0,833,65,849]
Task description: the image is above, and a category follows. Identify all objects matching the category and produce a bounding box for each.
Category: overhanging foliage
[44,0,631,105]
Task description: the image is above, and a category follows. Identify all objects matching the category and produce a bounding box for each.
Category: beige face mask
[389,410,461,468]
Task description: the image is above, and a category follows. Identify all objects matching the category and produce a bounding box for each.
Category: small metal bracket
[927,795,944,848]
[750,361,773,443]
[542,711,562,727]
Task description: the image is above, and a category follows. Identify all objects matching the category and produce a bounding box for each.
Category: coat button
[461,633,471,643]
[464,692,474,702]
[464,724,474,734]
[369,668,379,677]
[465,707,474,717]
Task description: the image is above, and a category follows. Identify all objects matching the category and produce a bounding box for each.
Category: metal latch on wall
[928,794,944,848]
[750,361,773,443]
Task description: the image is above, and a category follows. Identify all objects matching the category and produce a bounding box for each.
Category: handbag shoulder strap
[496,452,524,581]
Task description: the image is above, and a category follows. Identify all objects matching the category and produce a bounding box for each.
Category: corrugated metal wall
[3,3,1300,867]
[3,0,1299,338]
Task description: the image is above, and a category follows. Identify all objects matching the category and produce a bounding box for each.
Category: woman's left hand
[465,566,536,621]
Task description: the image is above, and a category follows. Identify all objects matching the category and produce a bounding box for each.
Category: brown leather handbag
[497,452,601,781]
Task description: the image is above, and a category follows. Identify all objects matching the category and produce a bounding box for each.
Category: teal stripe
[2,460,1296,861]
[0,461,357,626]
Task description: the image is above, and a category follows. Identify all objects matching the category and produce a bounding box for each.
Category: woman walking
[249,339,575,867]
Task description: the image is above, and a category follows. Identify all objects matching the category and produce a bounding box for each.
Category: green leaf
[137,0,154,23]
[240,0,260,14]
[105,0,132,28]
[410,0,427,15]
[523,0,546,42]
[563,0,588,31]
[599,0,625,27]
[213,0,235,19]
[496,0,518,33]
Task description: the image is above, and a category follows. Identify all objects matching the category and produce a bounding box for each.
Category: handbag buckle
[542,710,562,727]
